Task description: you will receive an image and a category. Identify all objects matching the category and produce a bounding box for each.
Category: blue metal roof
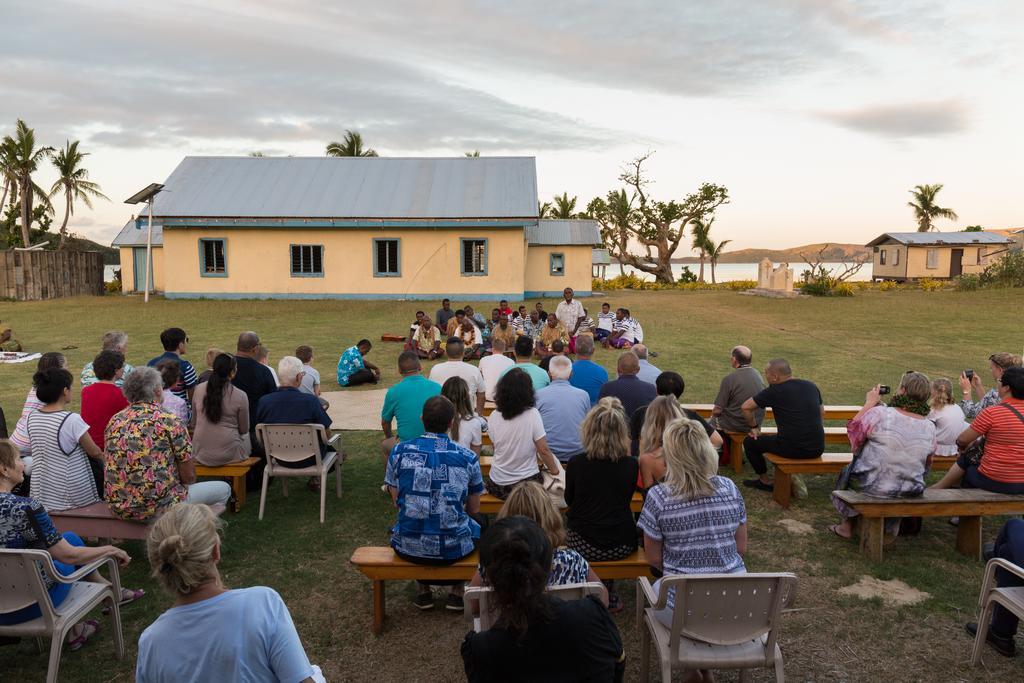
[866,231,1011,247]
[146,156,538,220]
[111,218,163,247]
[527,219,601,246]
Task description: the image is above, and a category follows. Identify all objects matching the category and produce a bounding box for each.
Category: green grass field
[1,290,1021,681]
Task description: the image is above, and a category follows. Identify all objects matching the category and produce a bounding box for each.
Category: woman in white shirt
[441,376,486,455]
[928,377,968,457]
[485,369,560,499]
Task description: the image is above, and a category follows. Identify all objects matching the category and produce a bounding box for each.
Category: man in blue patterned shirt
[336,339,380,387]
[385,395,484,611]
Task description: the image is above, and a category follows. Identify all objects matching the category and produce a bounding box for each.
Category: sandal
[827,524,852,540]
[103,587,145,614]
[67,619,99,651]
[607,593,624,614]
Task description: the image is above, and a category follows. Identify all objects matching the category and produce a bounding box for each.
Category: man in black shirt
[741,358,825,492]
[232,331,278,461]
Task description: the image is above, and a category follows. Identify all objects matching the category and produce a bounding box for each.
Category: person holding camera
[828,372,936,539]
[959,353,1023,420]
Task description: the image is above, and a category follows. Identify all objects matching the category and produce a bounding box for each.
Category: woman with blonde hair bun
[136,503,320,682]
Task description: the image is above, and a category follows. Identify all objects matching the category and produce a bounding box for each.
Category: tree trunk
[698,254,706,283]
[19,179,32,248]
[58,192,71,249]
[654,259,674,284]
[0,179,8,214]
[711,259,717,284]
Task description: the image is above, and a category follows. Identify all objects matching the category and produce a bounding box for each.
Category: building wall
[161,227,526,299]
[905,245,990,278]
[118,246,165,293]
[871,242,908,279]
[524,245,594,296]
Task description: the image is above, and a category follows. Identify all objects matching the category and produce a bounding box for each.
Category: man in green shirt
[500,336,550,392]
[380,351,442,462]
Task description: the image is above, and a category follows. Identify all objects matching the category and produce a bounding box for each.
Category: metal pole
[144,199,153,303]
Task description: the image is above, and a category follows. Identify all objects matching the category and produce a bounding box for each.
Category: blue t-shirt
[569,359,610,406]
[381,375,442,442]
[384,433,485,561]
[535,380,591,460]
[336,346,365,386]
[136,587,313,683]
[500,362,550,391]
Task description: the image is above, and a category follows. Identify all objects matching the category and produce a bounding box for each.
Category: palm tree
[325,130,378,157]
[0,137,17,217]
[690,217,713,283]
[464,150,480,157]
[49,140,109,249]
[2,120,53,248]
[908,184,958,232]
[707,237,732,284]
[550,192,578,219]
[538,201,553,218]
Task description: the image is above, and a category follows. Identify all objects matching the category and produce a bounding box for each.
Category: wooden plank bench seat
[194,456,261,512]
[478,490,644,514]
[51,502,228,541]
[765,453,955,508]
[833,489,1024,561]
[350,546,653,634]
[682,404,861,421]
[723,427,850,473]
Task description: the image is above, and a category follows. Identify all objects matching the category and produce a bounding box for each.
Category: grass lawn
[1,289,1021,681]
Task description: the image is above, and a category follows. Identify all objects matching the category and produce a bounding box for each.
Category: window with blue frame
[373,239,400,277]
[461,238,488,276]
[290,244,324,276]
[200,239,226,276]
[549,252,565,276]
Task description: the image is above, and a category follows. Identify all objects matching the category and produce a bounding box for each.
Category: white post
[144,199,153,303]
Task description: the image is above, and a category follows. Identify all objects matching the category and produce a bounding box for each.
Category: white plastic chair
[637,573,797,683]
[464,581,607,632]
[255,423,344,524]
[971,557,1024,665]
[0,549,125,683]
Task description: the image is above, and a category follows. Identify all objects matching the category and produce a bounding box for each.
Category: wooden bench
[478,491,643,514]
[194,456,261,512]
[723,427,850,473]
[51,501,228,541]
[682,404,861,421]
[765,453,956,508]
[833,489,1024,561]
[350,546,653,634]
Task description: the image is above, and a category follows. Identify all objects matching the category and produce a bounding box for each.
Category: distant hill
[672,243,870,264]
[64,235,120,265]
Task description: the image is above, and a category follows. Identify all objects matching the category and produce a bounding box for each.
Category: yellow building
[866,232,1012,281]
[113,156,601,299]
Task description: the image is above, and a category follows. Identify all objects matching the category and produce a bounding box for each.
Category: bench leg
[860,517,884,561]
[772,470,792,508]
[956,516,982,560]
[232,476,245,513]
[372,580,385,636]
[729,435,744,474]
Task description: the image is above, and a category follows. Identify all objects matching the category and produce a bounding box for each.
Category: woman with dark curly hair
[461,516,625,682]
[486,369,559,499]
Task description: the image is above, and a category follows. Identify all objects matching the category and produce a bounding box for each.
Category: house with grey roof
[865,231,1012,281]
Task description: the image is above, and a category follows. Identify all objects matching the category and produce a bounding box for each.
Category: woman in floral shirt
[103,367,230,522]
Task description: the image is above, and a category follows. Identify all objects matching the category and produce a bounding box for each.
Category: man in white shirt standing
[554,287,587,354]
[479,338,514,403]
[428,338,486,413]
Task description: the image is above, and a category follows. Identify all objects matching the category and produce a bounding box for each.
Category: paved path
[322,389,387,430]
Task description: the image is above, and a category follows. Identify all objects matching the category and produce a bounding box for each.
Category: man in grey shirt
[712,346,765,433]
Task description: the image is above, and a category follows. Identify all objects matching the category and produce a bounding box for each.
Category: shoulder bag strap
[1001,402,1024,425]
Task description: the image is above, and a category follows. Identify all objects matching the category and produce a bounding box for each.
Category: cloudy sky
[2,0,1021,250]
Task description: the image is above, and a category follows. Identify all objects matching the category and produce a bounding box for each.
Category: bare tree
[799,244,869,283]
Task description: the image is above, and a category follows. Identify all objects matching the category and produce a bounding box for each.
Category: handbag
[961,403,1024,467]
[540,462,566,508]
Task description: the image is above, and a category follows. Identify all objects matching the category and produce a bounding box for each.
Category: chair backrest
[658,573,797,659]
[0,548,59,627]
[255,424,323,465]
[466,581,606,632]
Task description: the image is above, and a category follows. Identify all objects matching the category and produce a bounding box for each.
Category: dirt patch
[778,518,815,535]
[838,576,930,606]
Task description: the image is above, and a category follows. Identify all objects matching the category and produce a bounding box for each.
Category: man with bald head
[598,351,657,420]
[713,345,767,438]
[232,331,279,461]
[740,358,825,492]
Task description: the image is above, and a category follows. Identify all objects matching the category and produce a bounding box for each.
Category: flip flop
[67,619,99,651]
[827,524,852,540]
[103,588,145,614]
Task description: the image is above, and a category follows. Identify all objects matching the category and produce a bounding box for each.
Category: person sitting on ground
[468,482,606,602]
[741,358,825,492]
[429,338,486,414]
[137,503,319,682]
[436,298,456,332]
[9,352,67,464]
[960,352,1023,420]
[147,327,198,412]
[257,344,279,386]
[535,355,591,464]
[81,330,134,388]
[576,308,595,338]
[0,319,21,351]
[192,354,251,467]
[411,317,443,360]
[711,345,766,448]
[500,336,550,391]
[456,318,484,360]
[630,371,722,459]
[385,395,484,612]
[406,310,427,349]
[511,305,528,334]
[486,369,560,500]
[519,310,544,342]
[196,347,225,385]
[336,338,380,387]
[380,351,442,462]
[479,338,514,403]
[565,397,639,613]
[555,287,586,353]
[534,301,548,322]
[928,377,967,457]
[637,396,686,491]
[104,367,231,521]
[965,518,1024,658]
[603,308,638,349]
[829,373,937,540]
[632,344,661,385]
[442,376,486,455]
[497,299,512,317]
[81,350,129,452]
[594,302,615,342]
[484,308,501,348]
[295,345,329,410]
[489,313,517,354]
[598,351,657,421]
[446,309,467,338]
[638,418,747,651]
[255,357,336,491]
[931,366,1024,495]
[461,516,626,682]
[569,335,609,406]
[0,440,140,648]
[537,315,568,359]
[156,359,190,426]
[538,339,566,373]
[464,305,487,331]
[27,367,103,510]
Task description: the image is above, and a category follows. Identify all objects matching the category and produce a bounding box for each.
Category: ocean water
[610,262,873,283]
